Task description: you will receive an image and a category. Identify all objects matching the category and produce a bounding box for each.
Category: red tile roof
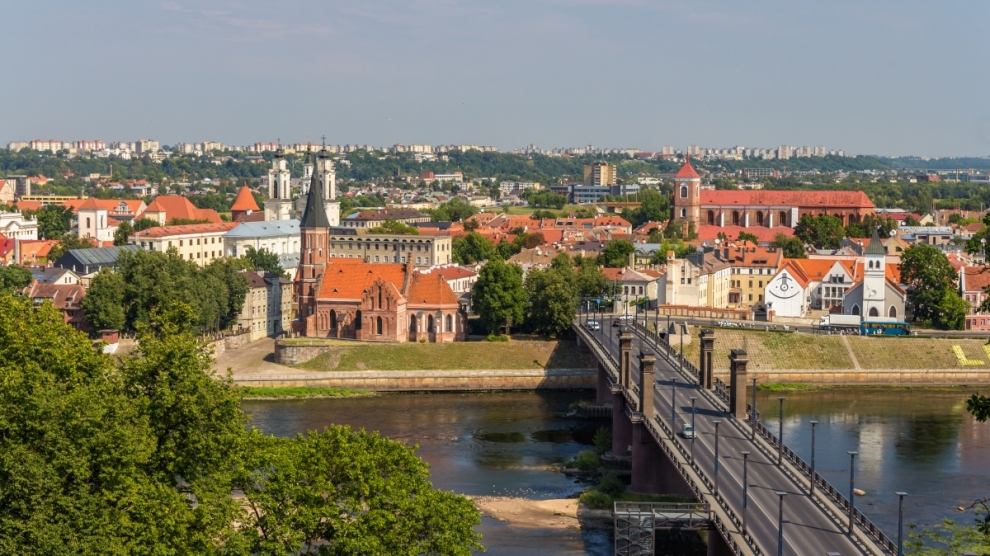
[407,273,460,305]
[675,160,701,179]
[64,198,145,215]
[963,266,990,293]
[231,186,260,212]
[422,265,477,280]
[144,196,223,224]
[696,225,794,243]
[319,259,409,300]
[700,190,874,209]
[130,222,239,238]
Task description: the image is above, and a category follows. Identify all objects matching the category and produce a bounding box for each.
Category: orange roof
[675,160,701,179]
[700,190,874,209]
[64,198,145,215]
[319,259,409,300]
[407,273,460,305]
[963,266,990,293]
[17,240,57,261]
[784,258,856,282]
[231,186,260,212]
[77,197,103,210]
[130,222,239,238]
[423,265,477,280]
[144,195,222,224]
[8,200,42,212]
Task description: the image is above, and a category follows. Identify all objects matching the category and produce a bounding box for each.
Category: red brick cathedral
[671,159,875,237]
[294,157,464,342]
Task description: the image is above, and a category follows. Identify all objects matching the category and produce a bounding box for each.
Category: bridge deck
[576,320,895,556]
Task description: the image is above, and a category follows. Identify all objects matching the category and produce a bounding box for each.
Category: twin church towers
[264,144,340,226]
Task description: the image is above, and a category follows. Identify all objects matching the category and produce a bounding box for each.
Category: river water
[243,388,990,555]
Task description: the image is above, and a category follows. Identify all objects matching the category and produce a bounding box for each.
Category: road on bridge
[586,322,880,556]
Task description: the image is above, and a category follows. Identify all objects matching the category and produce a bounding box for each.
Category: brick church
[670,159,875,237]
[294,152,465,342]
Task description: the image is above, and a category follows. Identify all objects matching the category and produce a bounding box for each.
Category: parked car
[585,320,601,331]
[612,319,622,327]
[680,423,696,439]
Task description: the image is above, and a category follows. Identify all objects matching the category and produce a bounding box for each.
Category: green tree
[524,264,577,337]
[471,257,527,334]
[770,233,808,258]
[452,232,496,264]
[132,217,160,231]
[845,214,897,238]
[236,427,482,555]
[623,188,670,227]
[737,231,759,243]
[47,234,96,261]
[81,268,126,330]
[794,214,845,249]
[368,219,419,235]
[0,264,32,293]
[113,220,133,246]
[900,244,959,327]
[531,209,559,219]
[243,246,288,278]
[31,204,74,239]
[937,289,969,331]
[576,258,609,299]
[598,239,635,268]
[431,197,478,222]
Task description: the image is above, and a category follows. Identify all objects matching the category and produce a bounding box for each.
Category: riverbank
[470,496,613,531]
[239,386,372,400]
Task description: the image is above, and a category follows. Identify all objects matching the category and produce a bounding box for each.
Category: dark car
[612,319,621,327]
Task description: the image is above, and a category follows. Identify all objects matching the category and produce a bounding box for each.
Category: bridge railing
[747,408,897,555]
[630,322,701,383]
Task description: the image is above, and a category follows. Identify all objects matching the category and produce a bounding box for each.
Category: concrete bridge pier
[729,349,749,419]
[612,392,633,455]
[699,328,715,390]
[706,527,736,556]
[596,362,610,405]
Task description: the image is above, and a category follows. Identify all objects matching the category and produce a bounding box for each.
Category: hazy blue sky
[2,0,988,156]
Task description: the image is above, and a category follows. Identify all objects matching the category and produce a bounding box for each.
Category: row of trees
[793,213,899,250]
[0,293,482,554]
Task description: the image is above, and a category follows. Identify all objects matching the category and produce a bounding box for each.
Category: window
[680,208,686,218]
[679,185,687,198]
[446,314,453,332]
[707,210,715,225]
[376,316,383,335]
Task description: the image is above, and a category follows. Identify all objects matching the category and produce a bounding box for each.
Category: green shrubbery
[574,450,601,471]
[579,489,612,510]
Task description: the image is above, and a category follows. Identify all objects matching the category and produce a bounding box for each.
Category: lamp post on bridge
[810,420,818,497]
[752,377,758,441]
[671,377,677,424]
[776,491,787,556]
[896,492,908,556]
[848,451,858,534]
[777,396,786,465]
[690,396,697,461]
[740,450,750,535]
[713,419,721,495]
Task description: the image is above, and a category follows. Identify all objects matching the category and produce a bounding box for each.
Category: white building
[0,211,39,240]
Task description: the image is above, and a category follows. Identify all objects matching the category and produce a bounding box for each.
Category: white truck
[818,314,861,330]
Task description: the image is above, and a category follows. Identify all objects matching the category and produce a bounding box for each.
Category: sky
[2,0,989,157]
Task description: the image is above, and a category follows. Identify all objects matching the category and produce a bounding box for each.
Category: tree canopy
[523,254,578,337]
[471,257,527,334]
[452,232,496,264]
[794,214,845,250]
[770,233,808,258]
[242,246,288,278]
[598,240,636,268]
[900,244,965,329]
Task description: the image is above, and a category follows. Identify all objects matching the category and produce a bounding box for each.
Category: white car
[585,320,601,331]
[680,423,696,439]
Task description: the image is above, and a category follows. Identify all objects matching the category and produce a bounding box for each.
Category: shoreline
[468,495,612,531]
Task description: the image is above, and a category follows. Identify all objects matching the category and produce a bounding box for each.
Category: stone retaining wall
[274,340,341,365]
[235,368,597,391]
[715,369,990,386]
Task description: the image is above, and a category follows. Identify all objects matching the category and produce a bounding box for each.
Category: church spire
[301,154,330,228]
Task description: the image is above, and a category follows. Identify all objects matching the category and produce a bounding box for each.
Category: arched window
[428,315,435,333]
[679,185,688,198]
[707,210,715,225]
[446,314,453,333]
[378,290,382,309]
[680,208,686,218]
[869,307,879,317]
[732,211,740,226]
[889,306,897,318]
[852,305,860,316]
[330,310,337,330]
[355,310,363,330]
[756,212,764,226]
[86,217,91,228]
[409,315,417,333]
[376,316,383,335]
[779,211,788,226]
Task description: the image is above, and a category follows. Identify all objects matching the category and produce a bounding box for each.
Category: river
[242,388,990,555]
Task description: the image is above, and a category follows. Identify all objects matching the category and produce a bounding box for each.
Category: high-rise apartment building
[583,162,617,186]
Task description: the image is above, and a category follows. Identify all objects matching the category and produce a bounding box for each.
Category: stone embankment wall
[235,368,596,391]
[209,331,252,358]
[274,341,336,366]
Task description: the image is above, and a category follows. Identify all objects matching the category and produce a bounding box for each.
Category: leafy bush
[593,426,612,456]
[599,473,625,498]
[579,489,612,510]
[574,450,601,471]
[486,334,509,342]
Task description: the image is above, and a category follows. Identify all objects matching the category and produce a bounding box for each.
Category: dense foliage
[899,245,968,329]
[471,257,527,335]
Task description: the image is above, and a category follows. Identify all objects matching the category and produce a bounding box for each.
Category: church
[293,155,465,342]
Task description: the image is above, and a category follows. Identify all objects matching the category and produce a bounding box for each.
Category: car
[585,320,601,331]
[612,319,621,327]
[680,423,695,439]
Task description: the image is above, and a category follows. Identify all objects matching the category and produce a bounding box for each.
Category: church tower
[297,155,331,337]
[316,146,340,226]
[264,146,295,221]
[862,226,887,319]
[672,158,701,236]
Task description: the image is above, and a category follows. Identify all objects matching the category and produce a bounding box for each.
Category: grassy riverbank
[240,386,370,399]
[296,337,597,371]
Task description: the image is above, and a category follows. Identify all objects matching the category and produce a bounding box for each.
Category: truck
[818,314,861,331]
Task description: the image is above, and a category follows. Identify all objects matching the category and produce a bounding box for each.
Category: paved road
[587,323,875,556]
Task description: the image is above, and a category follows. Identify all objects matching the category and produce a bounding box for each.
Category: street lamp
[776,491,787,556]
[751,377,758,440]
[690,397,697,461]
[777,396,786,465]
[713,419,722,495]
[896,492,908,556]
[848,451,858,534]
[671,377,677,423]
[810,421,819,497]
[741,451,750,535]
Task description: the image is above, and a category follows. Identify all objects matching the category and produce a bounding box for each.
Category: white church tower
[264,145,295,221]
[316,144,340,226]
[862,226,887,319]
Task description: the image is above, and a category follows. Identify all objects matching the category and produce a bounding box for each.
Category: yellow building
[129,222,240,266]
[583,162,617,186]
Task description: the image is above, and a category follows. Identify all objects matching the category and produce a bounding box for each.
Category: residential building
[29,266,80,285]
[129,222,240,266]
[961,266,990,330]
[498,181,541,195]
[723,244,785,308]
[223,219,300,270]
[571,186,611,204]
[238,270,293,341]
[508,247,558,273]
[420,265,478,294]
[604,267,665,302]
[583,162,617,186]
[328,227,452,266]
[135,139,159,154]
[895,226,954,246]
[662,250,731,308]
[341,208,431,228]
[54,245,139,282]
[22,280,88,331]
[64,198,147,224]
[0,211,39,240]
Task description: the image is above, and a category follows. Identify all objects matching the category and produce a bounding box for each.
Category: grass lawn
[710,329,854,371]
[240,386,370,399]
[296,337,597,371]
[498,204,599,216]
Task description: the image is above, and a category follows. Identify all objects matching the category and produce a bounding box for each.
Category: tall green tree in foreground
[472,257,527,334]
[794,214,844,250]
[900,244,966,329]
[524,254,577,337]
[0,293,483,554]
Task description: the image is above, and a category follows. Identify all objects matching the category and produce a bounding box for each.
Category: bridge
[573,319,900,556]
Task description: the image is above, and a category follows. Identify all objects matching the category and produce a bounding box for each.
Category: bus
[860,319,911,336]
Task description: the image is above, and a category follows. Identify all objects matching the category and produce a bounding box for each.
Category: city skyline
[2,0,988,157]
